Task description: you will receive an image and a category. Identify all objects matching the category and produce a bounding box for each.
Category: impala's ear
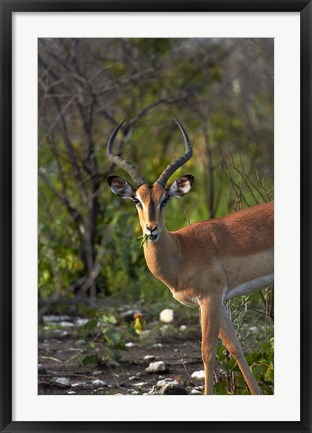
[166,175,194,198]
[107,176,136,199]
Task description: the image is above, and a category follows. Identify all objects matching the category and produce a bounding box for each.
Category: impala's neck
[143,225,180,289]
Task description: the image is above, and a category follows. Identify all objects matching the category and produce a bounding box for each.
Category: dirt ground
[38,313,205,396]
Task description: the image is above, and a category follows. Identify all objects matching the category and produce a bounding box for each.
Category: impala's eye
[133,198,142,208]
[160,197,169,209]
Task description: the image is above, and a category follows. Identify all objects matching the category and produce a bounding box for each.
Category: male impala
[107,119,274,395]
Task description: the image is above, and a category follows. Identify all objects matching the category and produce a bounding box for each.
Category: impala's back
[172,201,274,301]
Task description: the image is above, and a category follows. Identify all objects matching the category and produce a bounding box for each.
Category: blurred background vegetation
[38,38,274,394]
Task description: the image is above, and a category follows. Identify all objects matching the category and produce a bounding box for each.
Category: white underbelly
[225,274,274,300]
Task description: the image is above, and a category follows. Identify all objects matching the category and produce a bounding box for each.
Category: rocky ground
[38,309,207,396]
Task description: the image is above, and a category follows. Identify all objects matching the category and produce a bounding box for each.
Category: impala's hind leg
[219,305,263,395]
[199,295,222,395]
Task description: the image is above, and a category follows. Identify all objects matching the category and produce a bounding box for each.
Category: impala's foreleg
[219,305,263,395]
[199,295,222,395]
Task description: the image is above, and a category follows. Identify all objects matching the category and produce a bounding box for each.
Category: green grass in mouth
[137,233,149,248]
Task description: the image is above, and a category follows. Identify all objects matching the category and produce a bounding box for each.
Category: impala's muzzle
[146,224,159,242]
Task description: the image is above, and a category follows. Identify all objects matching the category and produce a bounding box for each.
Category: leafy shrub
[215,337,274,395]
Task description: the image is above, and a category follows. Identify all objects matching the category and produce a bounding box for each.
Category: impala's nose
[146,224,158,232]
[146,224,159,242]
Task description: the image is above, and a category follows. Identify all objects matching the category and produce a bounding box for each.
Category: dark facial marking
[148,199,156,221]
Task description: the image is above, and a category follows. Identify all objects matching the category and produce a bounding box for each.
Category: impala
[107,119,274,395]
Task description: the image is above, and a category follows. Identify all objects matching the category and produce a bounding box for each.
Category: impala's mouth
[148,233,159,242]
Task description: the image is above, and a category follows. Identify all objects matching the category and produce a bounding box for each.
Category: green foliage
[215,337,274,395]
[78,309,132,366]
[137,233,149,249]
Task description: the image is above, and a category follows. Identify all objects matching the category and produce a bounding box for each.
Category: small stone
[156,378,176,388]
[159,308,174,323]
[67,390,77,395]
[92,379,107,388]
[38,364,47,374]
[133,382,148,388]
[75,318,89,326]
[143,355,156,362]
[161,384,187,395]
[52,330,68,338]
[180,325,187,331]
[191,370,205,382]
[125,342,135,348]
[131,390,140,395]
[156,377,188,395]
[59,321,75,328]
[71,382,92,390]
[145,361,167,373]
[191,387,203,395]
[54,377,71,388]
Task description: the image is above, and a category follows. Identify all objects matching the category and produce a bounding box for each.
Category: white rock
[145,361,167,373]
[156,378,177,388]
[133,382,148,388]
[71,382,92,390]
[159,308,174,323]
[76,318,89,326]
[143,355,156,362]
[191,388,203,395]
[59,321,75,328]
[54,377,71,388]
[191,370,205,382]
[92,379,107,388]
[180,325,187,331]
[125,342,135,348]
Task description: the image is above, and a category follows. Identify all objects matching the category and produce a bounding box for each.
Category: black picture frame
[1,1,311,432]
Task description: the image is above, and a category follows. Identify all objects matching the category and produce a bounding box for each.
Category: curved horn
[107,120,146,186]
[156,118,193,187]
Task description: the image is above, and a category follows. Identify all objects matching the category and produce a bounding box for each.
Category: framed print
[1,1,311,432]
